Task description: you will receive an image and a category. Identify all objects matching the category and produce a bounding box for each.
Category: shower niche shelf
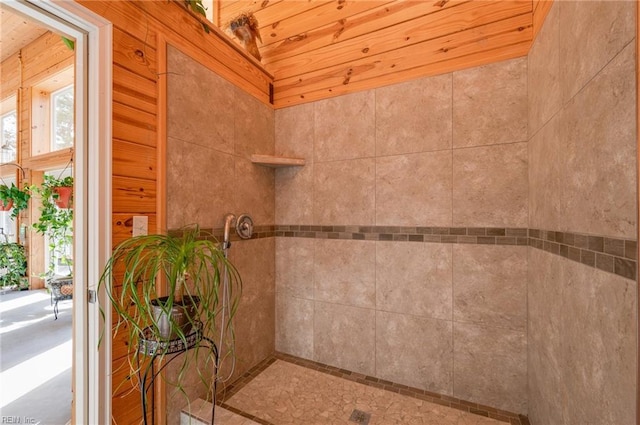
[251,154,305,168]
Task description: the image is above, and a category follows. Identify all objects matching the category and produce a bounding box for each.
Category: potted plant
[0,242,27,289]
[31,175,73,278]
[99,225,242,412]
[0,183,30,219]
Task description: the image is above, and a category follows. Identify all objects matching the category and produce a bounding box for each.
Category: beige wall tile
[275,103,315,159]
[376,311,453,395]
[527,248,564,425]
[314,91,375,162]
[528,1,560,137]
[559,259,637,425]
[453,57,527,148]
[375,74,452,156]
[314,239,376,308]
[376,151,453,227]
[560,42,637,239]
[453,245,527,331]
[453,142,528,227]
[275,294,314,360]
[376,242,452,320]
[454,322,527,414]
[528,113,563,231]
[167,137,235,229]
[314,301,375,376]
[234,89,275,158]
[234,158,275,225]
[275,164,314,225]
[559,0,636,103]
[167,46,235,155]
[276,237,314,299]
[314,158,375,225]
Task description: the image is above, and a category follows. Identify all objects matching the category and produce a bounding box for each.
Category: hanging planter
[53,185,73,209]
[0,183,30,218]
[0,200,13,211]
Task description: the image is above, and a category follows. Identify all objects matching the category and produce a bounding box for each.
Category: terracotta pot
[53,186,73,209]
[0,200,13,211]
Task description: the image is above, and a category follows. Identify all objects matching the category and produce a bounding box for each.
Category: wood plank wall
[71,1,272,423]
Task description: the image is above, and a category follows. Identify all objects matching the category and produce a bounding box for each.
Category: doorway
[0,1,111,424]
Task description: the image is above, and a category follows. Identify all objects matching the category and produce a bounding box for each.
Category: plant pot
[53,186,73,209]
[150,296,200,340]
[0,200,13,211]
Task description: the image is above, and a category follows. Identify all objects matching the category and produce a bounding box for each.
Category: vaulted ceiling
[218,0,552,108]
[0,7,48,62]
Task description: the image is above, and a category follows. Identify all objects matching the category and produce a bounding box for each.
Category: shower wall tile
[275,165,314,225]
[314,91,375,162]
[453,142,528,227]
[453,245,527,331]
[233,157,275,225]
[276,237,314,299]
[375,74,452,156]
[275,103,314,159]
[313,158,375,225]
[314,301,376,376]
[452,57,527,148]
[560,258,637,425]
[227,238,276,382]
[376,151,453,227]
[376,242,452,321]
[558,0,636,103]
[453,322,527,414]
[376,311,453,395]
[528,113,563,231]
[314,239,376,308]
[275,294,314,360]
[234,88,275,158]
[166,137,235,229]
[167,46,235,154]
[560,42,636,239]
[527,1,560,137]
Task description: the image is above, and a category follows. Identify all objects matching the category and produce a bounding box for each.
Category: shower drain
[349,409,371,425]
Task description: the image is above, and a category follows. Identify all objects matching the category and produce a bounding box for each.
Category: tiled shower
[167,1,637,424]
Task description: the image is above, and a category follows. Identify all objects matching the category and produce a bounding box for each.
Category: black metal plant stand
[137,321,218,425]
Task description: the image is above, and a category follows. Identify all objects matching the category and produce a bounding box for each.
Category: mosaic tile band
[185,224,637,281]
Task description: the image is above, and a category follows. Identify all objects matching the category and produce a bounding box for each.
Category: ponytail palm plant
[99,225,242,397]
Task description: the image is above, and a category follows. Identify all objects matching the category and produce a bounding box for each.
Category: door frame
[3,1,113,423]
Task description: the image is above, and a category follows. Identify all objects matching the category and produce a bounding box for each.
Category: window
[45,168,73,277]
[51,86,74,152]
[0,110,17,163]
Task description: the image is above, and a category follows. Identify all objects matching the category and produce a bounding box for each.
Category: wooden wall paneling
[21,32,74,87]
[1,53,20,96]
[257,0,396,48]
[112,176,158,214]
[112,27,158,82]
[19,87,30,163]
[112,102,157,147]
[267,1,532,79]
[112,139,157,181]
[260,0,466,64]
[532,0,554,41]
[30,89,51,157]
[112,214,158,247]
[22,148,73,172]
[113,65,157,115]
[219,0,285,26]
[274,13,532,106]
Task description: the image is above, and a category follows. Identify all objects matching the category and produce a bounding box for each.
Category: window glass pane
[0,111,17,163]
[51,86,74,151]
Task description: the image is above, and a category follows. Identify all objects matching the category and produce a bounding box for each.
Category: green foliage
[61,36,75,51]
[31,175,73,277]
[99,225,242,396]
[0,243,27,288]
[0,183,30,219]
[184,0,211,33]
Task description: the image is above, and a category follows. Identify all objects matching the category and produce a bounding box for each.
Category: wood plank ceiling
[0,7,48,62]
[217,0,552,108]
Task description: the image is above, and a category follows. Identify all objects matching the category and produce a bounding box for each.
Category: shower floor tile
[223,359,511,425]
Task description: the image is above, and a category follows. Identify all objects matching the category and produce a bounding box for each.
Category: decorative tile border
[215,353,531,425]
[180,224,637,281]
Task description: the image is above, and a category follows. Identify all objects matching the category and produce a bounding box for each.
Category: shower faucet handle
[236,214,254,240]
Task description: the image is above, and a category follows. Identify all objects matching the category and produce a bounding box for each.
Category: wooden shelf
[251,154,305,168]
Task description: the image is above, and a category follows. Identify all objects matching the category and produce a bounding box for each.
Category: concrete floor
[0,288,72,425]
